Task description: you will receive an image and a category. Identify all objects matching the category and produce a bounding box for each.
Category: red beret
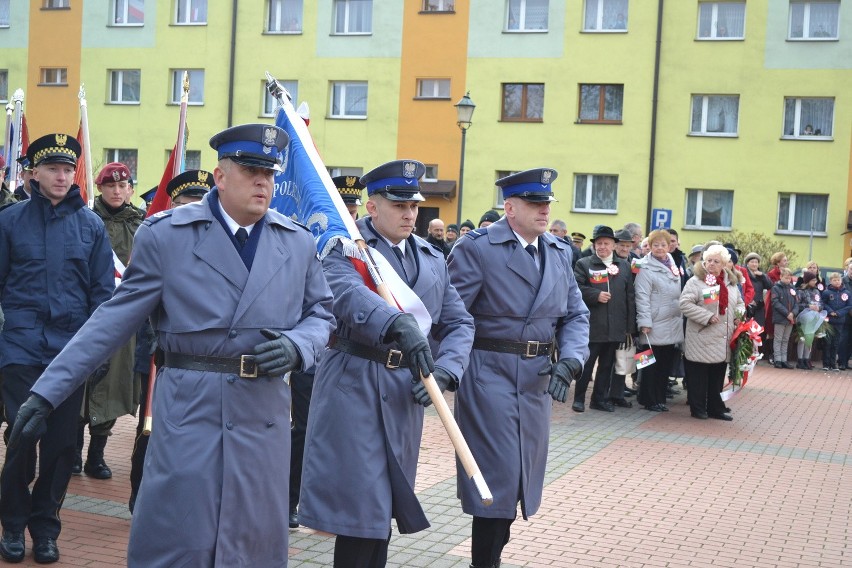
[95,162,131,185]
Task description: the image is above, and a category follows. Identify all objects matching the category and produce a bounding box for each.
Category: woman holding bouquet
[635,229,684,412]
[679,245,744,420]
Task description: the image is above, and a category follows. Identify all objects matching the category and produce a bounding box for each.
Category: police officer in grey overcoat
[447,168,590,568]
[9,124,336,567]
[299,160,475,568]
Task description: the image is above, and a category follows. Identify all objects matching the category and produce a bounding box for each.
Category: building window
[43,0,69,8]
[105,148,138,179]
[327,166,363,177]
[494,170,519,209]
[330,81,367,119]
[0,0,10,27]
[416,79,450,100]
[175,0,207,25]
[506,0,548,32]
[583,0,627,31]
[262,80,297,116]
[267,0,302,33]
[690,95,739,136]
[501,83,544,122]
[423,165,438,182]
[333,0,372,34]
[579,84,623,123]
[697,2,745,39]
[573,174,618,213]
[422,0,454,12]
[109,70,141,104]
[685,189,733,230]
[0,70,7,103]
[171,69,204,105]
[167,148,201,171]
[39,68,67,86]
[778,193,828,234]
[112,0,144,25]
[788,1,839,40]
[783,97,833,138]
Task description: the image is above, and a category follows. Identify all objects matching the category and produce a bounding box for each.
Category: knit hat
[479,210,500,226]
[724,246,739,265]
[743,252,761,264]
[460,219,475,231]
[802,271,817,284]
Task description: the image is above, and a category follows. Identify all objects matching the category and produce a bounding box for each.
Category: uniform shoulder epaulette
[467,228,488,239]
[142,210,173,226]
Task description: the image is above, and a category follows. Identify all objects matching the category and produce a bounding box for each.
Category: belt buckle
[525,341,540,358]
[240,355,258,378]
[386,349,403,369]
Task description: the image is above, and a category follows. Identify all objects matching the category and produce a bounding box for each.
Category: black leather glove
[411,367,455,407]
[385,313,435,382]
[87,361,111,389]
[8,393,53,449]
[253,328,302,376]
[538,358,583,403]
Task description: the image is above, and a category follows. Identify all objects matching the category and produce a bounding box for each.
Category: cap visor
[229,156,282,172]
[36,157,77,167]
[378,190,425,202]
[517,194,557,203]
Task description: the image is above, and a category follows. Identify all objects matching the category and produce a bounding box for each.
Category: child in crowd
[821,272,851,370]
[770,268,798,369]
[795,271,822,369]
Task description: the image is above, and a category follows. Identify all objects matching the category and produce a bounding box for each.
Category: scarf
[718,272,729,315]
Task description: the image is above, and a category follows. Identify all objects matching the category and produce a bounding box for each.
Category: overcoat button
[381,394,388,401]
[228,330,238,338]
[266,421,275,428]
[227,376,237,384]
[226,421,234,430]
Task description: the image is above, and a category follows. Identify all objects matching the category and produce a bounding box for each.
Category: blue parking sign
[652,208,672,229]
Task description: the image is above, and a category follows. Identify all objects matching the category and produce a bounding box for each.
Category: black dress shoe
[71,452,82,476]
[571,401,585,413]
[32,537,59,564]
[611,398,633,408]
[589,401,615,412]
[289,507,299,529]
[643,404,661,412]
[0,530,24,563]
[623,387,637,396]
[773,362,786,369]
[658,404,669,411]
[709,413,734,421]
[691,411,709,419]
[83,460,112,480]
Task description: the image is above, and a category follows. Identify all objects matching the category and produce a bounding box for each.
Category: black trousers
[683,359,727,416]
[574,342,618,405]
[638,344,676,407]
[289,370,314,509]
[129,371,150,501]
[0,364,85,538]
[471,515,515,567]
[333,532,391,568]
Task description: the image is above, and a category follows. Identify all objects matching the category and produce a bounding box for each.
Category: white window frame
[0,70,8,103]
[0,0,10,28]
[777,193,828,235]
[697,1,746,39]
[175,0,207,25]
[108,70,141,104]
[330,81,368,119]
[422,0,454,12]
[44,0,69,8]
[690,94,739,137]
[104,148,138,179]
[505,0,549,32]
[111,0,144,26]
[261,79,297,117]
[782,96,833,139]
[583,0,628,32]
[423,165,438,182]
[266,0,303,33]
[170,69,204,105]
[573,174,619,214]
[327,166,363,178]
[333,0,372,35]
[684,189,734,231]
[494,170,518,209]
[788,1,839,40]
[39,68,67,86]
[415,79,451,100]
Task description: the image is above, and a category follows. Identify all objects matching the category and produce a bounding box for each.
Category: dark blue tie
[235,228,249,248]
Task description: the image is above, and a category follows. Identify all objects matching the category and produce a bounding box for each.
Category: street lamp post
[454,92,475,225]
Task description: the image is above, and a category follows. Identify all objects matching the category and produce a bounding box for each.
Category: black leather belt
[163,352,266,378]
[329,336,409,369]
[473,337,555,358]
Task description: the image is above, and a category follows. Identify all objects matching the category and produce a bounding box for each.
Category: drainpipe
[227,0,238,127]
[646,0,664,231]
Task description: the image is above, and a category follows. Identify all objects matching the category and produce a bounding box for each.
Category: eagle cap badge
[540,169,553,184]
[55,134,68,146]
[403,161,417,178]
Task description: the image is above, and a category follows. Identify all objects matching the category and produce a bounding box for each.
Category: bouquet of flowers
[726,318,764,397]
[793,309,830,348]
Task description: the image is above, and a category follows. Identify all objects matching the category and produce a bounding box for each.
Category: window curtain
[793,195,828,232]
[525,84,544,119]
[808,2,839,37]
[800,98,833,136]
[592,176,618,210]
[0,0,9,27]
[701,190,733,227]
[271,0,303,31]
[716,2,745,37]
[705,96,739,133]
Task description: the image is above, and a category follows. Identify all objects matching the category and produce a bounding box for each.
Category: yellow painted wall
[27,3,81,137]
[397,2,470,224]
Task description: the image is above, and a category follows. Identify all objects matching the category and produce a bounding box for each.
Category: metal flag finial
[265,71,292,104]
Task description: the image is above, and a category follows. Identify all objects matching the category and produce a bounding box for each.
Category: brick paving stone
[0,366,849,566]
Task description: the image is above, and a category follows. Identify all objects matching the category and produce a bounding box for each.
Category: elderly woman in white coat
[679,245,744,421]
[635,229,685,412]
